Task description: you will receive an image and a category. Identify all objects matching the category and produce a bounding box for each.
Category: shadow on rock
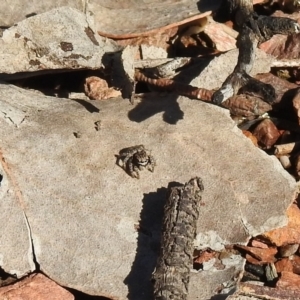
[128,58,211,124]
[72,99,100,113]
[128,94,184,125]
[124,187,167,300]
[197,0,222,12]
[66,287,112,300]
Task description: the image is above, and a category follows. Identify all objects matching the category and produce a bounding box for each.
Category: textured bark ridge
[152,177,204,300]
[212,0,300,105]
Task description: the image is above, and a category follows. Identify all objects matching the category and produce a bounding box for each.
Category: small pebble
[279,155,291,169]
[245,263,265,279]
[265,263,278,281]
[279,244,299,257]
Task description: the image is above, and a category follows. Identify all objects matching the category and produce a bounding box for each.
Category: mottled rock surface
[0,7,119,76]
[0,0,84,27]
[0,83,296,299]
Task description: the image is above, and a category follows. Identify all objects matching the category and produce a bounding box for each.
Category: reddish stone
[291,255,300,275]
[0,273,74,300]
[275,258,294,273]
[250,239,269,249]
[194,250,216,264]
[235,245,277,264]
[264,204,300,246]
[277,271,300,291]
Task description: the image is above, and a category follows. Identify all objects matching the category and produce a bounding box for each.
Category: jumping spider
[117,145,155,179]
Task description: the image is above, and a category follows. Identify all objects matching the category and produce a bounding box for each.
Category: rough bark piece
[212,0,300,105]
[259,11,300,59]
[0,7,119,76]
[153,178,204,300]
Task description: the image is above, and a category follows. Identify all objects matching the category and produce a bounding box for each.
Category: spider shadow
[128,59,211,125]
[124,182,182,300]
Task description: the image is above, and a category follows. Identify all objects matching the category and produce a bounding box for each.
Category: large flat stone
[0,83,296,299]
[0,7,118,75]
[0,158,32,276]
[0,1,84,27]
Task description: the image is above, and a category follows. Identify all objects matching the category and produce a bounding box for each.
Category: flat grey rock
[0,0,84,27]
[91,0,222,37]
[188,48,274,90]
[0,1,223,38]
[0,7,118,76]
[0,161,32,276]
[0,84,296,299]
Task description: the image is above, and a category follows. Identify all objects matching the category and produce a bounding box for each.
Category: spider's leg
[127,157,134,175]
[147,155,156,172]
[132,165,140,179]
[123,154,132,169]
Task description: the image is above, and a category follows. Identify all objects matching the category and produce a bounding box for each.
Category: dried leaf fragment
[153,177,204,300]
[84,76,121,100]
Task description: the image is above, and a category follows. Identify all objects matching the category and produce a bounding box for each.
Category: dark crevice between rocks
[65,287,113,300]
[0,266,17,287]
[3,69,91,98]
[23,212,40,271]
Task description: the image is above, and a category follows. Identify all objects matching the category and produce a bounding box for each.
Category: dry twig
[135,70,213,101]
